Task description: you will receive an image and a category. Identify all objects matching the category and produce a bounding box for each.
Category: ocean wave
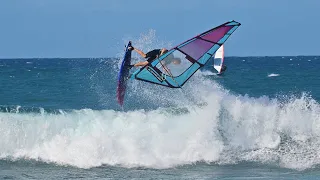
[0,105,70,114]
[0,31,319,171]
[0,83,319,171]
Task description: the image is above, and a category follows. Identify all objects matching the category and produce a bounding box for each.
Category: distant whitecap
[268,73,280,77]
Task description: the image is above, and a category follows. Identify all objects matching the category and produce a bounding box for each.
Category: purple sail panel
[179,39,214,60]
[201,26,233,43]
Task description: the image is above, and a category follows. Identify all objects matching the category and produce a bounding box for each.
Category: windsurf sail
[130,20,241,88]
[213,45,224,74]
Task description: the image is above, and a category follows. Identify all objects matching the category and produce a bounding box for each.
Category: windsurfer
[221,65,227,72]
[127,45,181,67]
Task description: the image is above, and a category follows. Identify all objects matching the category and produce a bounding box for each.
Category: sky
[0,0,319,58]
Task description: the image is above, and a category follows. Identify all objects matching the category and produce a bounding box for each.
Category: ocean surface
[1,55,320,179]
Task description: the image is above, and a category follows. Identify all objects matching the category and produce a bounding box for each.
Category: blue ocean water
[0,54,320,179]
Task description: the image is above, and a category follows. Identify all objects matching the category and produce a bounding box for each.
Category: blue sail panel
[132,66,170,86]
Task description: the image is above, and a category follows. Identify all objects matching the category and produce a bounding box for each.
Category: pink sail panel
[202,25,234,43]
[179,39,213,60]
[178,25,233,60]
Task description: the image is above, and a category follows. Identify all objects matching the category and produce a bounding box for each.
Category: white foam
[0,77,319,171]
[199,70,216,76]
[268,73,280,77]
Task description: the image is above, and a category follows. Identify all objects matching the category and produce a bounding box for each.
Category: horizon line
[0,55,320,60]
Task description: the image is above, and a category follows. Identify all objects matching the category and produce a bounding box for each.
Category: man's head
[160,48,181,65]
[160,48,168,55]
[172,58,181,64]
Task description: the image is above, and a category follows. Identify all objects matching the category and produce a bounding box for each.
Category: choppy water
[0,55,320,179]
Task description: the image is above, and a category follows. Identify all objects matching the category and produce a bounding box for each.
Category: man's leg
[129,47,147,58]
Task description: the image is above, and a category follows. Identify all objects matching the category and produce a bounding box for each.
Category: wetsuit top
[145,49,162,63]
[221,65,227,72]
[146,49,175,65]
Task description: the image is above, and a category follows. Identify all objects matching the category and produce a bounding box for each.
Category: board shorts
[146,49,161,63]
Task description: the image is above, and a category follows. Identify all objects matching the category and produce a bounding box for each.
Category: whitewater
[0,30,320,179]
